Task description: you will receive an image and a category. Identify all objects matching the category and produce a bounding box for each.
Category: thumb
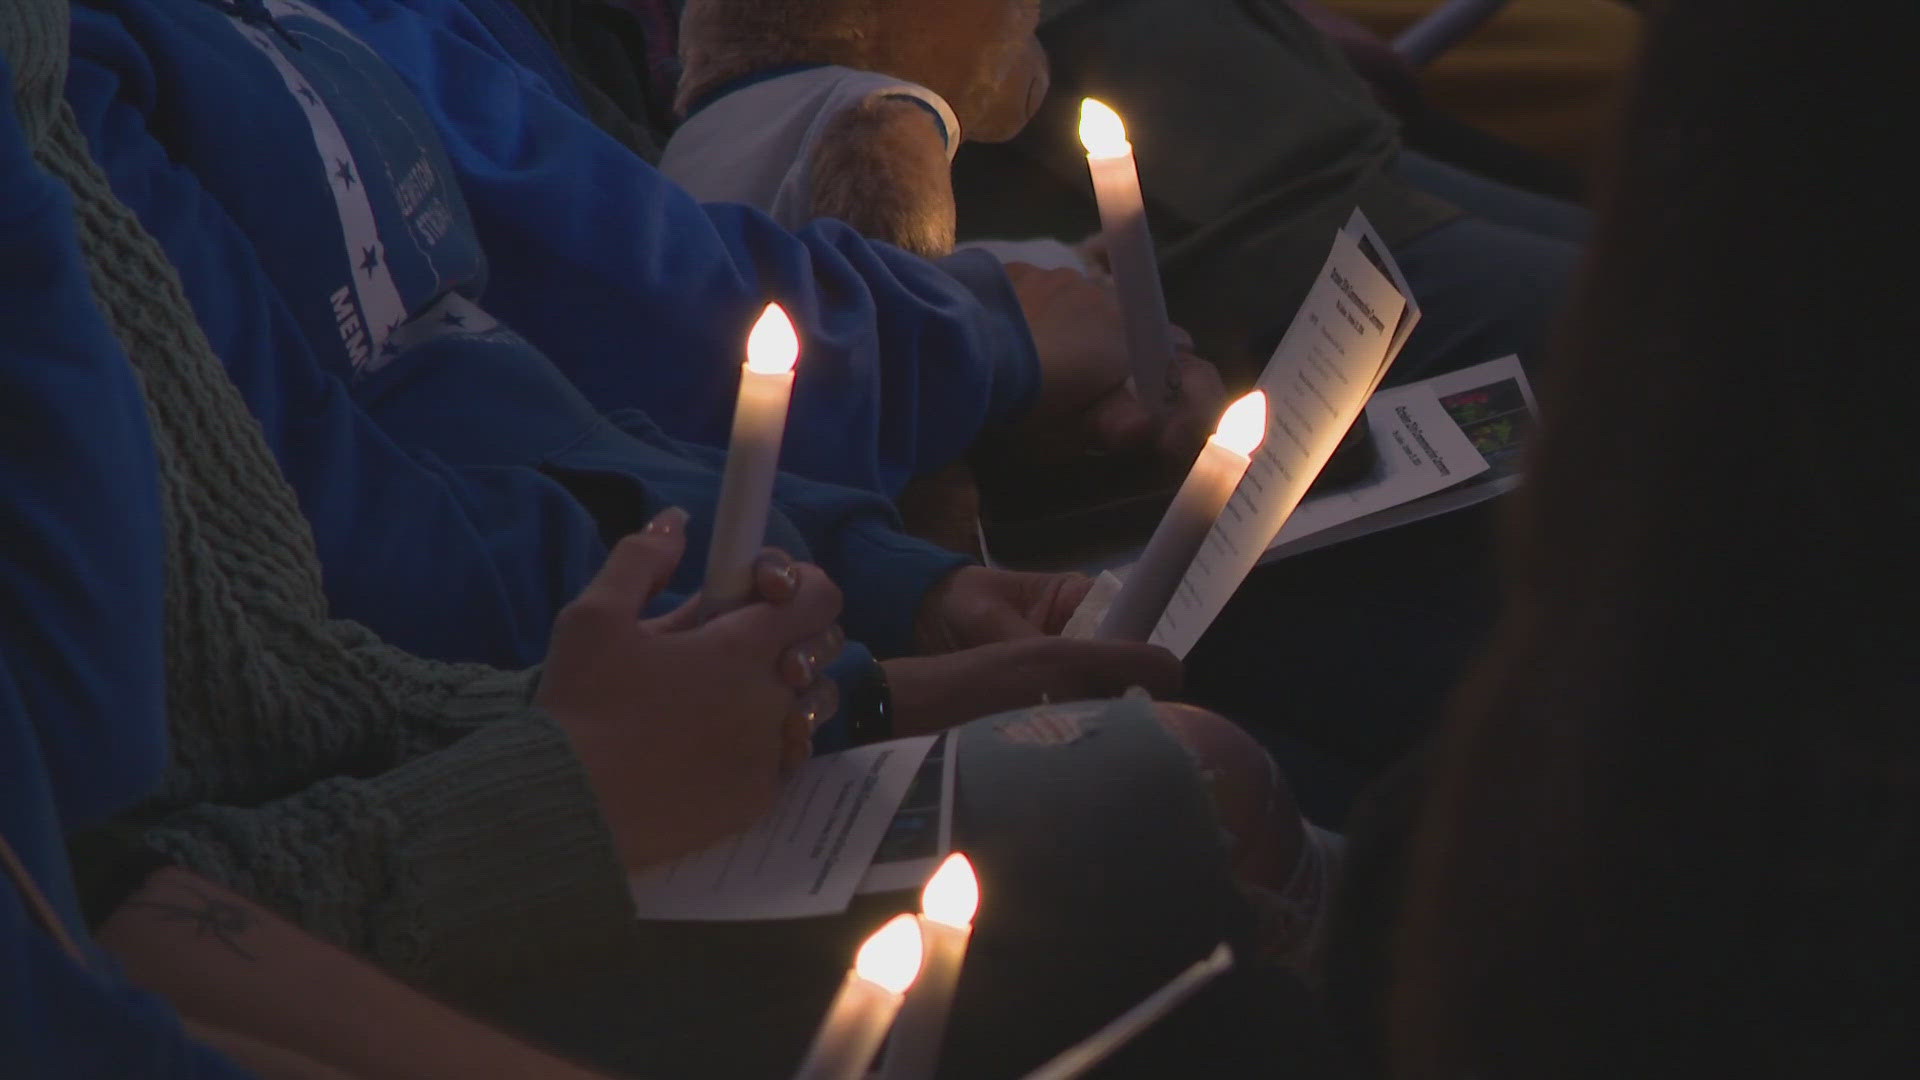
[641,591,705,635]
[1049,572,1098,613]
[577,507,690,618]
[971,599,1046,644]
[1029,572,1096,635]
[1056,639,1184,700]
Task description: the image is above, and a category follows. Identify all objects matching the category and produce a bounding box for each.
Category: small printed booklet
[628,734,942,921]
[1258,354,1538,564]
[855,731,956,895]
[1058,214,1545,656]
[1148,215,1412,657]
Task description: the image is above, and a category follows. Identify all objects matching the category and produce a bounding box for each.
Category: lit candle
[1020,944,1235,1080]
[1097,391,1267,642]
[700,303,799,620]
[877,854,979,1080]
[794,914,925,1080]
[1080,98,1178,414]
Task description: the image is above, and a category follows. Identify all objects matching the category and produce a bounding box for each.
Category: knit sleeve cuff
[428,665,545,725]
[363,708,635,986]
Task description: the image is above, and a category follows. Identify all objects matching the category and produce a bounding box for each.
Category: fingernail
[794,649,819,684]
[756,550,799,589]
[645,506,689,536]
[809,680,840,730]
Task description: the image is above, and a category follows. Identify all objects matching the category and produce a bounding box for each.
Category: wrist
[912,565,971,655]
[841,657,894,746]
[877,655,985,738]
[836,523,970,659]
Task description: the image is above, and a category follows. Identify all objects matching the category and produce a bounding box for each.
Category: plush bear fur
[676,0,1049,259]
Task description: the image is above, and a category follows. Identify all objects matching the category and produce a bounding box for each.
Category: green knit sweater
[3,0,635,994]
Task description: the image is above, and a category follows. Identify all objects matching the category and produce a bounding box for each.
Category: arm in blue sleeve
[0,113,169,829]
[310,0,1040,497]
[614,416,970,658]
[64,55,610,670]
[788,503,969,660]
[3,693,249,1079]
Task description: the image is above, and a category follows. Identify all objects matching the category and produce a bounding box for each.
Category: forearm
[99,868,610,1080]
[817,519,970,659]
[140,708,634,989]
[330,0,1038,492]
[181,1019,357,1080]
[619,422,971,656]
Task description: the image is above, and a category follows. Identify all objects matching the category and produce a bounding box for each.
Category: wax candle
[1079,98,1177,414]
[700,303,799,620]
[1097,391,1267,642]
[877,854,979,1080]
[794,914,925,1080]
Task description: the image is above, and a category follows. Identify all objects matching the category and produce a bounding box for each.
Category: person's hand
[883,638,1182,735]
[914,565,1095,653]
[1006,263,1231,468]
[1006,262,1155,456]
[1156,351,1230,464]
[536,508,844,870]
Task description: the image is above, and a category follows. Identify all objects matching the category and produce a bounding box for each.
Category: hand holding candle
[1080,98,1178,415]
[878,853,979,1080]
[700,303,799,620]
[1097,391,1267,642]
[794,914,925,1080]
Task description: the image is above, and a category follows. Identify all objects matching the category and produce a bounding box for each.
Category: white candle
[1020,943,1235,1080]
[700,303,799,620]
[1097,391,1267,642]
[794,914,925,1080]
[877,854,979,1080]
[1080,98,1178,414]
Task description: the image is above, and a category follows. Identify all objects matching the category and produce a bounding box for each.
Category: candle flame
[1210,391,1267,457]
[745,303,800,376]
[920,853,979,930]
[1078,98,1131,159]
[855,914,924,994]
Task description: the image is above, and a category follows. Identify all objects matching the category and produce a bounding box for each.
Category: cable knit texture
[3,0,635,992]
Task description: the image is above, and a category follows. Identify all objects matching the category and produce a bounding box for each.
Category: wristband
[843,659,894,746]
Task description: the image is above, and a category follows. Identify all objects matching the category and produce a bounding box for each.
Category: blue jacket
[1,84,251,1077]
[66,0,967,671]
[309,0,1040,497]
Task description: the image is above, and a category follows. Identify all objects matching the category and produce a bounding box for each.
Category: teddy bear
[661,1,1230,559]
[659,2,1059,554]
[662,0,1051,259]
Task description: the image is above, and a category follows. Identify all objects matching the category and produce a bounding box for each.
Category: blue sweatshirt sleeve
[1,738,254,1080]
[609,415,971,658]
[2,753,257,1080]
[63,47,613,670]
[0,104,169,830]
[311,0,1040,497]
[1,88,252,1076]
